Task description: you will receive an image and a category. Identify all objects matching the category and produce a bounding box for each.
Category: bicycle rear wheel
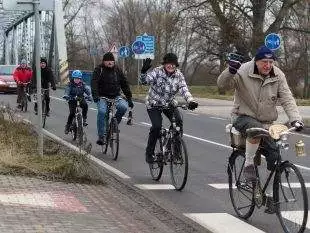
[274,162,308,233]
[228,151,255,219]
[170,136,188,191]
[109,117,119,160]
[71,121,77,141]
[42,99,47,128]
[149,137,164,181]
[21,95,27,112]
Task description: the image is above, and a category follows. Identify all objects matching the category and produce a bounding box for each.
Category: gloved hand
[62,95,70,101]
[227,52,244,74]
[141,58,152,74]
[127,99,134,108]
[291,120,304,131]
[188,100,198,110]
[228,60,242,74]
[93,97,99,103]
[52,87,56,91]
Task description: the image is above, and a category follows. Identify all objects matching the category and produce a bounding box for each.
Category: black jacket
[91,65,132,100]
[31,66,56,90]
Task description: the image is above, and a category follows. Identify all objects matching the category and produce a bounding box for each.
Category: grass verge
[0,118,104,184]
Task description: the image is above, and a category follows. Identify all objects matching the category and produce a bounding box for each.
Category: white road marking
[134,184,175,190]
[187,112,199,116]
[184,213,266,233]
[140,122,151,126]
[42,129,131,179]
[51,96,65,102]
[208,184,234,189]
[281,182,310,188]
[183,133,232,149]
[281,211,310,229]
[210,116,227,121]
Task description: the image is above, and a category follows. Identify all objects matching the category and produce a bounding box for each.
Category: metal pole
[34,0,43,156]
[122,58,125,73]
[137,59,140,85]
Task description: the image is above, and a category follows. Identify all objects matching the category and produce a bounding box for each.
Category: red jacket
[13,66,33,83]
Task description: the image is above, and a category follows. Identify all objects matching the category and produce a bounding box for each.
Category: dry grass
[0,117,104,184]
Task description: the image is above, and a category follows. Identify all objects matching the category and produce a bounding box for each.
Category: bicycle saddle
[246,127,270,139]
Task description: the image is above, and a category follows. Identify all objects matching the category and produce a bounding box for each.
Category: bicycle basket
[226,124,246,148]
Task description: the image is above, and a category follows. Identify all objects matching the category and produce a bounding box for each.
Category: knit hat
[254,46,276,61]
[162,53,179,67]
[40,57,47,64]
[20,59,27,64]
[102,52,115,61]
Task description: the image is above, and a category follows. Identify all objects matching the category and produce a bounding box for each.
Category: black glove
[52,87,56,91]
[227,53,244,74]
[93,97,99,103]
[188,101,198,110]
[141,58,152,74]
[127,99,134,108]
[63,95,70,101]
[291,120,304,131]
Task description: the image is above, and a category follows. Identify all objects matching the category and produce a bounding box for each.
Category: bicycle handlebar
[100,96,116,103]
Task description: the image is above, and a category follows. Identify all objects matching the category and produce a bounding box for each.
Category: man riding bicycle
[13,59,32,109]
[31,57,57,116]
[217,45,303,184]
[139,53,198,164]
[63,70,92,134]
[91,52,134,145]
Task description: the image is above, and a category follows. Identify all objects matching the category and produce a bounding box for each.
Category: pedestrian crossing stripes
[184,213,266,233]
[134,184,175,190]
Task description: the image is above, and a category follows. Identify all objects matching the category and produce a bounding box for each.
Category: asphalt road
[1,90,310,233]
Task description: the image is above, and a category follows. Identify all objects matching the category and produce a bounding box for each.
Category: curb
[42,129,210,233]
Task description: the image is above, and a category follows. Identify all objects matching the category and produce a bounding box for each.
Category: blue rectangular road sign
[135,34,155,59]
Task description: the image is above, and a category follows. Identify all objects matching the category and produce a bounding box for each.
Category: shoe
[64,125,70,134]
[17,104,21,109]
[34,111,38,115]
[264,195,276,214]
[96,136,106,145]
[83,119,88,126]
[146,154,155,164]
[243,164,256,182]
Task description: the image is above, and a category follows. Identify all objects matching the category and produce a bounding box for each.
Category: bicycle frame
[100,97,117,135]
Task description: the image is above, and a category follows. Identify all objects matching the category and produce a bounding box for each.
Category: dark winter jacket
[91,65,132,100]
[31,66,56,90]
[64,81,91,100]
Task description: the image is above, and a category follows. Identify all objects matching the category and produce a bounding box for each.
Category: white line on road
[282,183,310,188]
[187,112,199,116]
[281,211,310,229]
[134,184,175,190]
[183,133,232,149]
[210,116,227,121]
[184,213,266,233]
[209,182,310,189]
[208,184,233,189]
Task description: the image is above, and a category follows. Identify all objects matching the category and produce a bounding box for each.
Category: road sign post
[119,46,130,73]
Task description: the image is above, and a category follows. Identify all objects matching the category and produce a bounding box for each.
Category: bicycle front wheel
[228,151,255,219]
[76,114,83,147]
[149,137,164,181]
[21,95,27,112]
[109,118,119,160]
[170,136,188,191]
[274,162,308,233]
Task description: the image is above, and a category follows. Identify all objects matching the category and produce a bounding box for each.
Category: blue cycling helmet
[71,70,83,79]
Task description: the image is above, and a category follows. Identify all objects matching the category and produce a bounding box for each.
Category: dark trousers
[34,90,50,113]
[66,99,88,126]
[146,107,183,156]
[16,85,26,104]
[233,115,279,170]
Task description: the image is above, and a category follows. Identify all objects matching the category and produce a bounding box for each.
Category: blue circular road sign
[265,33,281,50]
[119,46,130,58]
[132,41,146,54]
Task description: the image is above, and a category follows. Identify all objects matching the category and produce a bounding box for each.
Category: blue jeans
[96,96,128,137]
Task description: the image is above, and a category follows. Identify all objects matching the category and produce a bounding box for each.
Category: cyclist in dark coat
[63,70,92,134]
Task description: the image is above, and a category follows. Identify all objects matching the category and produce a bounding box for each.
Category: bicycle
[149,101,189,191]
[64,96,92,153]
[227,123,308,233]
[19,82,30,112]
[33,88,49,128]
[100,97,119,161]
